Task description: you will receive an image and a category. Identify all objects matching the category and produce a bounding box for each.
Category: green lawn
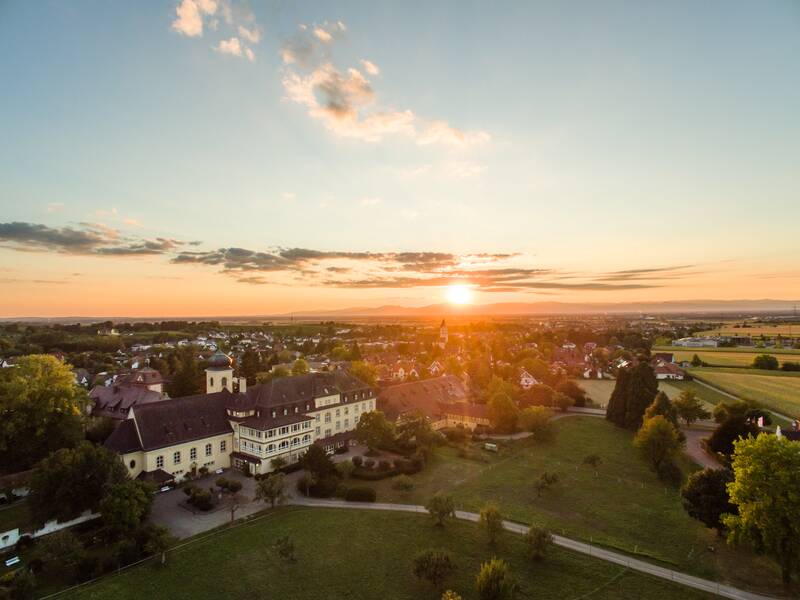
[356,418,784,595]
[0,501,31,533]
[70,507,712,600]
[688,368,800,418]
[575,379,616,407]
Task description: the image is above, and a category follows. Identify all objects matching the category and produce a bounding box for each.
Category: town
[1,313,799,598]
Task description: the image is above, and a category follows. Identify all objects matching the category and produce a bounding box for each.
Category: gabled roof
[90,384,165,417]
[379,375,467,422]
[104,419,142,454]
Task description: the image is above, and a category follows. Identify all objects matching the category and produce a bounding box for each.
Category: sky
[1,1,799,317]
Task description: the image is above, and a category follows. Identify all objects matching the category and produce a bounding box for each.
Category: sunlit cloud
[171,0,217,37]
[360,59,380,76]
[216,37,242,56]
[45,202,64,213]
[360,197,382,207]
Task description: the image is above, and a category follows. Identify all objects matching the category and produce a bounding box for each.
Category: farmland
[688,367,800,418]
[654,346,800,367]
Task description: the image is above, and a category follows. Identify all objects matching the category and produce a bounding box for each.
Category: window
[205,443,212,457]
[268,429,274,438]
[156,455,164,468]
[344,406,349,414]
[280,426,289,435]
[279,440,289,450]
[303,434,311,443]
[325,428,332,437]
[173,451,181,465]
[315,426,321,435]
[324,413,331,423]
[190,447,197,461]
[344,418,349,428]
[336,420,341,430]
[267,444,274,453]
[291,437,300,446]
[315,414,320,422]
[336,409,340,417]
[220,440,227,452]
[210,376,214,387]
[129,459,136,469]
[292,424,299,432]
[221,377,228,388]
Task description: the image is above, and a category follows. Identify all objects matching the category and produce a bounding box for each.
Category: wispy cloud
[280,22,489,147]
[171,0,217,37]
[45,202,64,214]
[171,0,258,61]
[360,197,382,207]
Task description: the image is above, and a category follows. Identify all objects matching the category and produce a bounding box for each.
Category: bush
[392,474,414,491]
[410,454,425,471]
[308,476,339,498]
[657,459,683,487]
[378,460,391,471]
[443,427,469,443]
[352,455,363,467]
[335,445,348,454]
[782,361,800,372]
[345,486,377,502]
[752,354,779,370]
[352,467,398,481]
[363,458,375,469]
[188,489,214,511]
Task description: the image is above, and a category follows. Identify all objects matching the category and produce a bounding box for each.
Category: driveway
[683,428,721,470]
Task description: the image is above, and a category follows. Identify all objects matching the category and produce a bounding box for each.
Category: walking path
[289,497,777,600]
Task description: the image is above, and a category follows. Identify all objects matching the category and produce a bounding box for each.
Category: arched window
[222,377,228,388]
[279,440,288,450]
[291,437,300,446]
[302,434,311,443]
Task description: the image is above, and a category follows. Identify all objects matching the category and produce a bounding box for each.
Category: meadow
[69,507,711,600]
[356,417,783,594]
[697,324,800,337]
[655,346,800,367]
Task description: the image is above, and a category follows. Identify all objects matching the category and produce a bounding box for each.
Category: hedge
[345,486,377,502]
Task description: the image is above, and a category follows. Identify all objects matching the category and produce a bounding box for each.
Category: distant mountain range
[3,299,799,323]
[282,299,800,318]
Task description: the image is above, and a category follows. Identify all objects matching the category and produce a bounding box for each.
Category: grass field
[357,417,783,594]
[688,368,800,418]
[575,379,719,414]
[70,507,713,600]
[697,324,800,337]
[654,346,800,367]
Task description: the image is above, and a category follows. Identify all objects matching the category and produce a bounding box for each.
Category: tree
[271,456,287,470]
[551,392,573,413]
[724,434,800,586]
[752,354,779,370]
[299,444,337,478]
[336,460,355,479]
[673,390,710,426]
[556,380,588,407]
[624,361,658,430]
[99,480,153,537]
[605,368,630,427]
[475,558,517,600]
[680,468,736,536]
[297,472,317,496]
[533,472,559,498]
[143,524,173,566]
[398,411,436,448]
[7,567,36,600]
[37,530,85,582]
[240,349,261,385]
[524,383,554,407]
[479,504,504,546]
[425,493,455,527]
[355,410,395,452]
[707,416,759,459]
[255,473,287,508]
[0,354,87,473]
[291,358,310,375]
[644,391,680,428]
[441,591,463,600]
[274,535,296,563]
[349,361,377,387]
[412,549,456,590]
[487,393,519,433]
[690,353,703,367]
[524,526,553,561]
[633,416,682,471]
[168,348,202,397]
[28,442,128,525]
[518,407,554,440]
[349,341,362,360]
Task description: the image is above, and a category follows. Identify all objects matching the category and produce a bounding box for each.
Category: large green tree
[0,354,87,473]
[681,468,736,536]
[168,348,203,397]
[724,434,800,586]
[633,416,682,471]
[487,393,519,433]
[355,410,395,452]
[673,390,710,426]
[707,416,759,459]
[28,442,128,525]
[605,368,630,427]
[644,391,680,429]
[624,361,658,430]
[240,349,261,385]
[99,480,153,537]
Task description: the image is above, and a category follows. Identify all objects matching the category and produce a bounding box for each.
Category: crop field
[688,368,800,418]
[697,323,800,337]
[654,346,800,367]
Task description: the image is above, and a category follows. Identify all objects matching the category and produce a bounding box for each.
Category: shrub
[475,558,517,600]
[392,474,414,491]
[412,549,455,589]
[752,354,779,370]
[425,493,455,526]
[308,476,339,498]
[582,454,601,468]
[345,486,377,502]
[524,526,553,561]
[410,455,425,471]
[335,445,348,454]
[479,504,504,546]
[363,458,375,469]
[188,489,214,511]
[378,460,391,471]
[781,361,800,372]
[352,455,363,467]
[518,407,554,440]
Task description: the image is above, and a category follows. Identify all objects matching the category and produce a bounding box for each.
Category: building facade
[105,355,376,482]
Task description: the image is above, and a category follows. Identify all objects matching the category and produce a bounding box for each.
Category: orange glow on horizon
[446,284,472,305]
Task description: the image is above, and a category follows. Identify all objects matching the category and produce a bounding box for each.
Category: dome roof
[207,351,233,369]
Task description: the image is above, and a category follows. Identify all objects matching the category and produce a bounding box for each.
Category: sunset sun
[446,284,472,305]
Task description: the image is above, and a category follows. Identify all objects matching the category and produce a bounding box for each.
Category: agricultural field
[356,417,784,594]
[688,367,800,419]
[654,346,800,368]
[70,507,711,600]
[697,323,800,337]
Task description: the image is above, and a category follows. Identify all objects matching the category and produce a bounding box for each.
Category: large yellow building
[105,352,376,482]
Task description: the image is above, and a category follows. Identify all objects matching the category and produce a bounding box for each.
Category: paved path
[683,429,721,469]
[289,497,777,600]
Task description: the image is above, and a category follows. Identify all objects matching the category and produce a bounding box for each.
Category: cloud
[0,222,185,257]
[360,59,380,76]
[444,160,487,179]
[237,25,260,43]
[216,37,242,56]
[244,47,255,62]
[360,197,382,207]
[172,0,216,37]
[280,23,489,146]
[46,202,64,213]
[281,192,296,201]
